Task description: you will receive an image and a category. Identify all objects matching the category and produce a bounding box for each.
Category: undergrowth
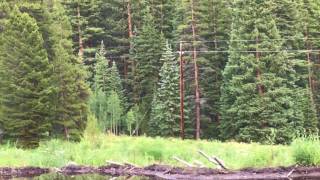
[0,134,294,169]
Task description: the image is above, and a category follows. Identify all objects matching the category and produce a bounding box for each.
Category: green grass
[292,136,320,166]
[0,134,301,169]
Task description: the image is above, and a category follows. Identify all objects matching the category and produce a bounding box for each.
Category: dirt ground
[1,164,320,179]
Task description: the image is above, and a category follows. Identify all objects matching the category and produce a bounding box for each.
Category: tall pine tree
[0,8,54,147]
[220,0,317,144]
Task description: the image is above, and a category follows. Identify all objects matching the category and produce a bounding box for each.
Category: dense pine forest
[0,0,320,148]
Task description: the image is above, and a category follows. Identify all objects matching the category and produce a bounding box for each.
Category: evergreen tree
[197,0,232,139]
[63,0,130,86]
[148,42,180,137]
[94,42,126,109]
[220,0,317,144]
[94,41,109,92]
[149,0,178,40]
[48,1,89,141]
[0,8,54,147]
[91,41,126,132]
[299,0,320,126]
[130,6,165,132]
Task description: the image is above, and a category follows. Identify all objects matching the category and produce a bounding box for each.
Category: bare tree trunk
[126,0,133,80]
[77,3,84,59]
[127,0,133,39]
[305,30,315,104]
[191,0,201,140]
[256,36,263,96]
[64,126,69,141]
[179,41,185,139]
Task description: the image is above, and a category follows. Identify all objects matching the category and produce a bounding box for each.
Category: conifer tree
[91,41,126,132]
[94,41,109,92]
[94,42,126,109]
[47,1,89,141]
[130,6,165,132]
[0,8,54,147]
[220,0,317,144]
[197,0,232,139]
[149,0,178,40]
[148,42,180,137]
[299,0,320,124]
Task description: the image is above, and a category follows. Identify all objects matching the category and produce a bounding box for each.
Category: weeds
[292,136,320,166]
[0,134,298,169]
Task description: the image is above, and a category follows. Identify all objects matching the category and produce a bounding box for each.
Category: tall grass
[292,136,320,166]
[0,134,295,169]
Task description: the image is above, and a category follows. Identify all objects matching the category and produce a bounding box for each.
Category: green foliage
[106,91,123,135]
[91,42,126,134]
[0,1,89,146]
[0,8,54,148]
[130,6,165,132]
[292,137,320,166]
[220,0,317,144]
[84,113,101,139]
[0,135,295,169]
[89,89,108,132]
[47,1,89,142]
[63,0,130,85]
[126,104,144,136]
[93,41,109,92]
[149,42,180,137]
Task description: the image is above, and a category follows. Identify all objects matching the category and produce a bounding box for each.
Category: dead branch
[106,160,123,166]
[287,165,298,178]
[124,161,139,168]
[172,156,195,167]
[198,150,228,170]
[193,160,205,168]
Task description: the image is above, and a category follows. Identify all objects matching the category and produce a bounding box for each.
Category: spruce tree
[299,0,320,126]
[63,0,130,86]
[197,0,232,139]
[149,0,178,40]
[220,0,317,144]
[47,1,89,141]
[148,42,180,137]
[130,6,165,132]
[0,8,54,147]
[94,41,109,92]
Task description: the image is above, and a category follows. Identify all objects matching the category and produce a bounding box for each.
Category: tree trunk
[179,41,185,139]
[191,0,201,140]
[256,36,263,96]
[127,0,133,39]
[305,30,315,104]
[77,3,84,59]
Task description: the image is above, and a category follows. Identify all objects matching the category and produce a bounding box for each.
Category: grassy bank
[0,134,319,169]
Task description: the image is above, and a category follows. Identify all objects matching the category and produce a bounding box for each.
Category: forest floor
[0,135,319,179]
